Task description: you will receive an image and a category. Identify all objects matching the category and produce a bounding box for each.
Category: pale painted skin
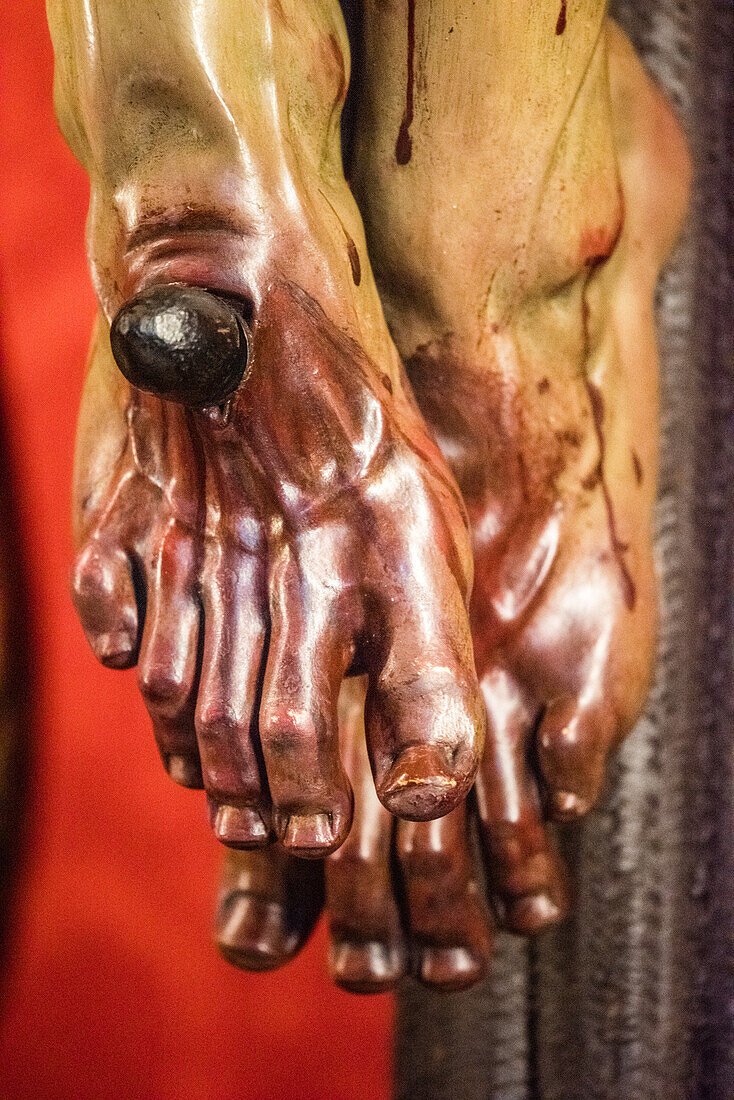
[54,0,690,988]
[48,0,390,363]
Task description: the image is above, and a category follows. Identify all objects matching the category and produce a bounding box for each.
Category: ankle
[49,0,397,375]
[351,6,622,349]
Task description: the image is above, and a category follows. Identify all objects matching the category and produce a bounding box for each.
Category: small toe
[418,945,486,992]
[397,809,492,993]
[329,940,405,995]
[536,696,616,821]
[217,893,294,971]
[215,849,323,971]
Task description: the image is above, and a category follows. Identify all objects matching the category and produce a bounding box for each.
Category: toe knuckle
[260,706,318,751]
[196,705,247,745]
[138,667,190,718]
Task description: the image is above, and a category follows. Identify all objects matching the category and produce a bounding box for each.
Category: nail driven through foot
[110,284,251,407]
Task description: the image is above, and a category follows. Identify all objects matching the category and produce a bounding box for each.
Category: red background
[0,2,391,1096]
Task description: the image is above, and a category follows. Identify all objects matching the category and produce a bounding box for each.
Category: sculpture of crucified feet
[53,0,485,857]
[214,10,689,990]
[53,0,689,991]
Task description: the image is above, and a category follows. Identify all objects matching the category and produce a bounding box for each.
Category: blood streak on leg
[581,293,637,611]
[319,189,362,286]
[395,0,416,165]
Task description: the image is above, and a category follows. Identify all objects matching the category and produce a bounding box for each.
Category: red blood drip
[581,296,637,611]
[396,0,416,165]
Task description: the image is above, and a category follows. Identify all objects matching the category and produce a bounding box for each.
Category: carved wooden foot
[214,12,689,988]
[352,4,689,842]
[56,0,485,856]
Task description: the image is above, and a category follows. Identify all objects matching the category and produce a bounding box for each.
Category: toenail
[277,811,338,856]
[165,754,203,788]
[330,940,405,992]
[379,744,460,821]
[216,893,290,971]
[419,945,486,990]
[211,803,270,847]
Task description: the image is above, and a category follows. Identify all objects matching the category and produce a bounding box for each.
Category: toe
[325,679,406,993]
[70,539,139,669]
[196,545,270,846]
[364,551,484,822]
[397,809,492,992]
[260,541,358,857]
[215,848,323,971]
[209,801,270,848]
[536,696,616,821]
[137,523,202,786]
[475,666,570,935]
[217,893,294,971]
